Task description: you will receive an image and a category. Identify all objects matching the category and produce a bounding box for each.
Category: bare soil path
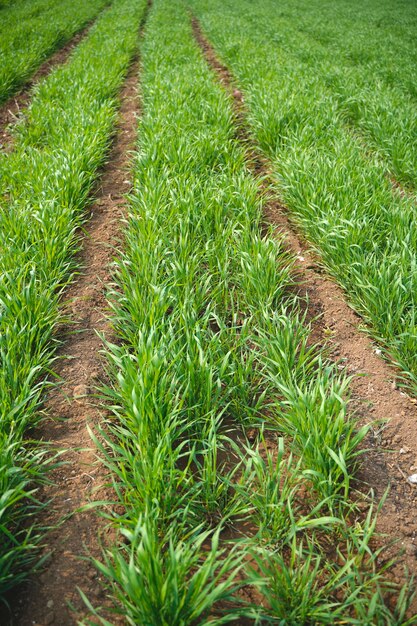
[192,16,417,612]
[2,54,140,626]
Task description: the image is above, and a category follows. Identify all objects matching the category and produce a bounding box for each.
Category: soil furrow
[3,51,141,626]
[0,9,107,152]
[192,16,417,610]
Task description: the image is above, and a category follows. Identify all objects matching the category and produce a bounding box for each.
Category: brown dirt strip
[0,8,108,152]
[0,50,142,626]
[192,16,417,613]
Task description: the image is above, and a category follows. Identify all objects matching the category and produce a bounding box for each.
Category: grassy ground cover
[0,0,108,105]
[0,0,147,600]
[189,0,417,395]
[218,0,417,190]
[279,0,417,105]
[87,0,415,622]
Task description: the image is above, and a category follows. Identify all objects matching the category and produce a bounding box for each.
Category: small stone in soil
[73,384,88,398]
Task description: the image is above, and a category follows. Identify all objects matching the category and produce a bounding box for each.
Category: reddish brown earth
[0,13,104,151]
[1,57,140,626]
[192,16,417,614]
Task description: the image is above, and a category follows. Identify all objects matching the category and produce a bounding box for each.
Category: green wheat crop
[0,0,147,599]
[85,0,416,623]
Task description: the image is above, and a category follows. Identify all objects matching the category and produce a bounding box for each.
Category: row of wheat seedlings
[202,0,417,190]
[0,0,147,600]
[189,0,417,398]
[0,0,109,105]
[86,0,415,623]
[267,0,417,104]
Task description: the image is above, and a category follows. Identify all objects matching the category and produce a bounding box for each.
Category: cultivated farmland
[0,0,416,624]
[0,0,108,105]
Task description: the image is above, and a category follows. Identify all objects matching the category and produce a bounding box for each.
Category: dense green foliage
[1,0,415,619]
[211,0,417,189]
[0,0,108,105]
[86,0,415,622]
[189,0,417,393]
[0,0,147,598]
